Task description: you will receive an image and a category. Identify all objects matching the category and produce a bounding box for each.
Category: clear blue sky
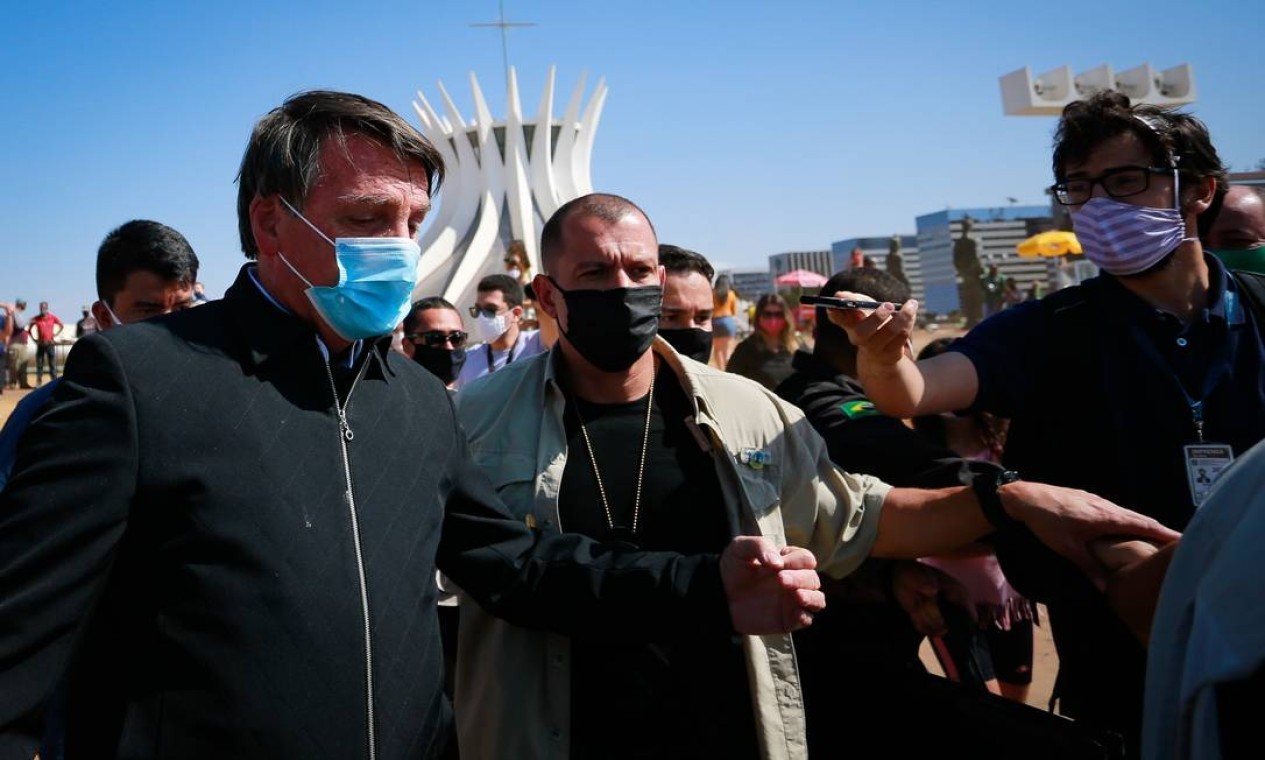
[1,0,1260,318]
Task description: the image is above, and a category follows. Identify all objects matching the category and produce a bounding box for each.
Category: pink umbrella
[775,269,828,288]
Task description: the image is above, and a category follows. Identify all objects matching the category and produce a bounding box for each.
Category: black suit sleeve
[434,401,732,640]
[0,336,136,756]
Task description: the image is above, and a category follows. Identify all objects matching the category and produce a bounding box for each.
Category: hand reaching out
[823,290,920,367]
[999,481,1180,591]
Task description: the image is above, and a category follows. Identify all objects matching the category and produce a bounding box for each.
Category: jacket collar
[1097,252,1244,330]
[541,337,710,420]
[223,265,397,380]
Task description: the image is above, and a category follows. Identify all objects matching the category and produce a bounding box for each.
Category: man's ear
[250,194,283,258]
[1185,176,1218,216]
[533,274,560,320]
[91,301,114,329]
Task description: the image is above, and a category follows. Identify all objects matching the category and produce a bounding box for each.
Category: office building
[915,206,1055,315]
[830,235,923,302]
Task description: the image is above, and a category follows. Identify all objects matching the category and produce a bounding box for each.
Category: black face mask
[412,345,467,386]
[659,327,713,364]
[551,279,662,372]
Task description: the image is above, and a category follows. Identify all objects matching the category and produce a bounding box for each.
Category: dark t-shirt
[726,335,795,390]
[559,365,757,760]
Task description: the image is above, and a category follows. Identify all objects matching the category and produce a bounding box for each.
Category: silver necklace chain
[574,373,656,536]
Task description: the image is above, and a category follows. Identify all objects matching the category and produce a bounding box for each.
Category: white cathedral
[411,66,607,309]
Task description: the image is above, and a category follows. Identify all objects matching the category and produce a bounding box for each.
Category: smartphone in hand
[800,295,898,310]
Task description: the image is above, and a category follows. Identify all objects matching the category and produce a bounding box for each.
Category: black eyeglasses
[406,330,468,349]
[1051,166,1173,206]
[468,305,507,319]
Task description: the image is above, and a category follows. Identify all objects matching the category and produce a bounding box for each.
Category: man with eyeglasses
[400,296,469,389]
[455,273,544,389]
[831,91,1265,756]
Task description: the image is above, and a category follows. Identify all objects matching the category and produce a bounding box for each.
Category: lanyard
[1129,308,1235,443]
[485,338,519,374]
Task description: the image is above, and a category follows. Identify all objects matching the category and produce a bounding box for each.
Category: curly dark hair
[1052,90,1227,213]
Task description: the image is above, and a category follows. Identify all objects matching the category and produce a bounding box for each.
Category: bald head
[1206,185,1265,251]
[540,193,656,274]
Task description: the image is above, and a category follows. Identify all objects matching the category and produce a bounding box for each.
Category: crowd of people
[0,300,66,392]
[0,87,1262,760]
[1,283,211,395]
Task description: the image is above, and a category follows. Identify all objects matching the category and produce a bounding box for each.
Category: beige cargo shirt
[453,338,891,760]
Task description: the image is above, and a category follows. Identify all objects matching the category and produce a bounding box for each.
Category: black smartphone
[800,294,893,310]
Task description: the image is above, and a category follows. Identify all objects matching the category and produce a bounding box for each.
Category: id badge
[1183,443,1235,508]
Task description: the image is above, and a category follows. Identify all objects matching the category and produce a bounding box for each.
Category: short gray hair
[235,90,445,259]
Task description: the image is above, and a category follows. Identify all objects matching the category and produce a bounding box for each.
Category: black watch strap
[972,469,1023,529]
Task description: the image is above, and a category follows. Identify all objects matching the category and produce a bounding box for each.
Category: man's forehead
[1218,201,1265,238]
[318,134,431,199]
[419,308,462,329]
[563,213,656,251]
[664,270,713,304]
[119,272,195,299]
[1065,132,1150,175]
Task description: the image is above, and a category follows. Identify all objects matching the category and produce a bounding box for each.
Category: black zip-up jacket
[0,266,728,760]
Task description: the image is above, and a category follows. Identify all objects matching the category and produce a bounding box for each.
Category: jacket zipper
[324,358,375,760]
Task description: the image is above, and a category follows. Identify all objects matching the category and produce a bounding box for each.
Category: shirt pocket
[472,450,539,519]
[731,460,784,542]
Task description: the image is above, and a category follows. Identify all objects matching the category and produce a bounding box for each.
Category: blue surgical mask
[278,197,421,341]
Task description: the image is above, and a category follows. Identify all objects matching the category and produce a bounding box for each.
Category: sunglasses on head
[407,330,469,349]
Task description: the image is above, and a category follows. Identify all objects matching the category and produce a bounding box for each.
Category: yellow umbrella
[1017,230,1082,257]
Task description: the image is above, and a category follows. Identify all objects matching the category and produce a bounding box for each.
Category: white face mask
[475,312,509,343]
[507,267,522,279]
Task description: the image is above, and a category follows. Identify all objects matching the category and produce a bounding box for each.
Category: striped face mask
[1071,170,1196,276]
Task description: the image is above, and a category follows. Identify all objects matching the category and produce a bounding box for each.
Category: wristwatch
[972,469,1023,529]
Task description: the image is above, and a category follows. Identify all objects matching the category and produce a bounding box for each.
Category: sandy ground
[920,608,1058,710]
[0,386,35,421]
[0,342,1062,713]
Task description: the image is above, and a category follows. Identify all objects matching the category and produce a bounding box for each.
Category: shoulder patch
[839,399,879,419]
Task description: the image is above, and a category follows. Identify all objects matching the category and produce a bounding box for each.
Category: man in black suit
[0,91,827,760]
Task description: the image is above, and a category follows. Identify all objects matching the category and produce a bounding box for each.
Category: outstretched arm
[870,481,1180,585]
[1092,538,1178,644]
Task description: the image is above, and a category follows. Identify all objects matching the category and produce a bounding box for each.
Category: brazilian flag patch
[839,399,879,419]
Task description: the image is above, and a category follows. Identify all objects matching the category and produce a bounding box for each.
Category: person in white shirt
[455,273,544,388]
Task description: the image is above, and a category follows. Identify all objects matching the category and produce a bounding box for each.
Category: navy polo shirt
[950,254,1265,525]
[949,256,1265,749]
